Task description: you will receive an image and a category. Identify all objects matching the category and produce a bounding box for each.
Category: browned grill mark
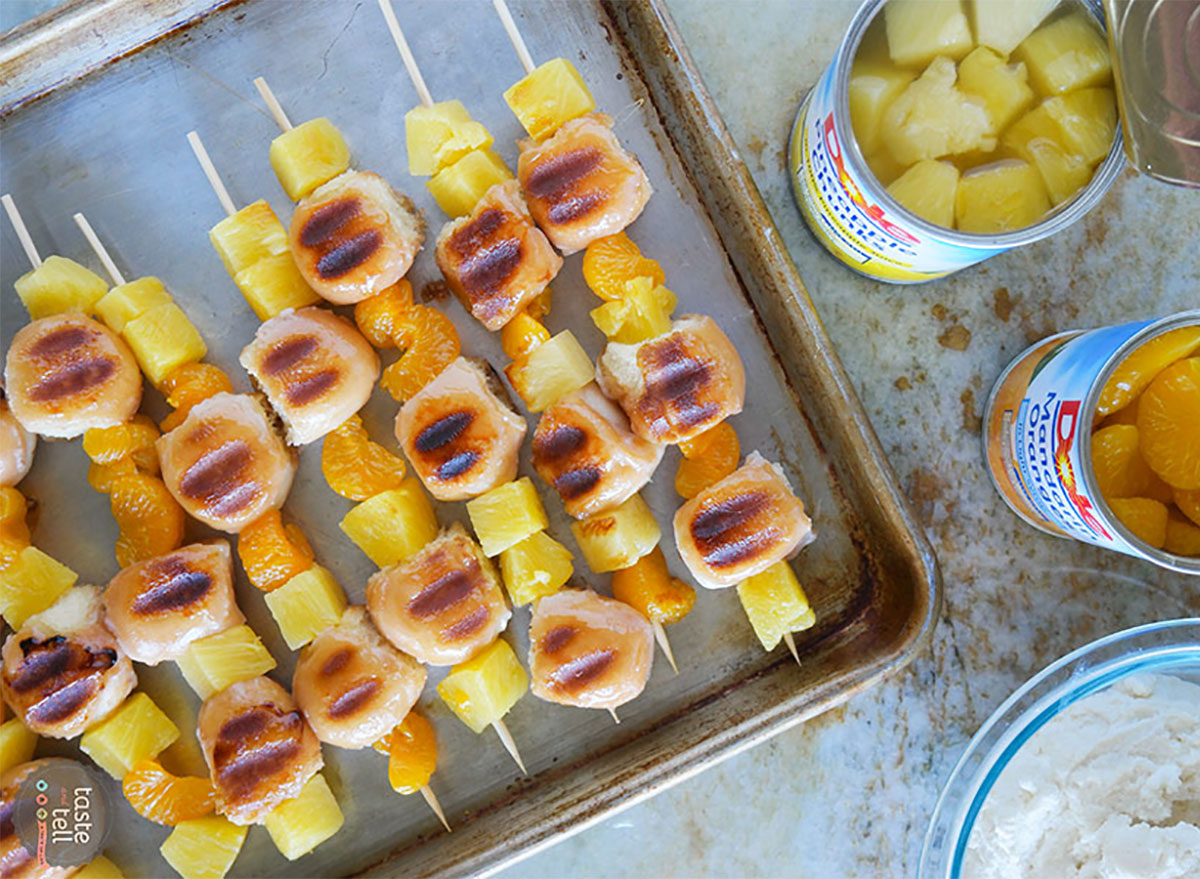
[549,648,615,692]
[415,410,474,452]
[638,337,720,436]
[449,209,506,257]
[213,705,303,799]
[262,336,319,376]
[525,148,603,199]
[441,605,489,641]
[547,190,606,226]
[300,198,361,247]
[317,230,382,279]
[25,679,98,726]
[131,558,213,616]
[29,358,116,401]
[9,636,117,725]
[285,370,339,406]
[554,467,602,499]
[460,240,522,303]
[327,679,381,719]
[321,647,353,677]
[541,625,575,655]
[436,451,479,481]
[534,425,587,461]
[218,708,271,742]
[179,440,258,515]
[407,565,477,619]
[691,491,775,568]
[29,326,91,358]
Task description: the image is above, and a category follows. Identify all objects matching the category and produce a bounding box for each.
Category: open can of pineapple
[983,310,1200,575]
[789,0,1125,282]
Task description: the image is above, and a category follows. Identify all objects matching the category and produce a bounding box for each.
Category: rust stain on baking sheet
[938,324,972,351]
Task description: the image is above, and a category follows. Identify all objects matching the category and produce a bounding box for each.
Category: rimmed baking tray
[0,1,940,876]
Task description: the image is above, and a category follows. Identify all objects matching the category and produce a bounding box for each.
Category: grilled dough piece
[103,541,242,665]
[289,170,424,305]
[529,589,653,711]
[367,523,511,666]
[3,314,140,439]
[395,357,526,501]
[517,113,652,255]
[0,587,135,739]
[673,452,813,590]
[0,387,36,487]
[596,314,746,445]
[292,606,426,750]
[157,393,295,533]
[1,759,89,879]
[435,180,563,330]
[198,676,322,826]
[532,384,663,519]
[239,307,378,446]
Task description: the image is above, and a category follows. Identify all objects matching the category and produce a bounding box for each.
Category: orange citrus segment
[381,305,460,402]
[500,312,551,361]
[88,458,138,494]
[1089,425,1172,503]
[1097,326,1200,417]
[611,546,697,625]
[123,759,216,826]
[1164,513,1200,557]
[675,422,740,498]
[1174,488,1200,528]
[1105,496,1169,549]
[527,285,552,320]
[83,416,161,473]
[1136,357,1200,490]
[110,474,186,568]
[161,362,233,432]
[381,712,438,796]
[237,509,315,593]
[321,414,407,501]
[582,232,666,301]
[354,280,415,349]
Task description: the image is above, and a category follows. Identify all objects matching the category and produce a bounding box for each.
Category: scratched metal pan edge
[0,0,938,877]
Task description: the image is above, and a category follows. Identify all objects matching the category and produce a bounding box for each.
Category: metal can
[788,0,1125,284]
[983,310,1200,575]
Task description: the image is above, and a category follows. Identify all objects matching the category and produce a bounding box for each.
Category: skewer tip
[2,192,42,269]
[607,707,621,725]
[782,631,802,667]
[491,718,527,775]
[651,620,679,675]
[419,785,452,833]
[492,0,536,75]
[71,211,126,287]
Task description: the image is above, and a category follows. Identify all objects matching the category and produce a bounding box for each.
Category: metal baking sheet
[0,1,940,876]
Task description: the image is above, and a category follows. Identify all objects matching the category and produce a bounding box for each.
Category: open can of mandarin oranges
[984,310,1200,575]
[789,0,1125,282]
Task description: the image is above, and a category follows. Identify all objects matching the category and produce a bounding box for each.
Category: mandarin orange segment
[321,414,407,501]
[123,758,216,826]
[354,280,415,349]
[582,232,666,301]
[110,474,187,568]
[161,362,234,432]
[83,416,162,474]
[527,285,552,320]
[381,306,460,402]
[501,312,551,361]
[1097,326,1200,416]
[237,509,315,593]
[383,712,438,795]
[675,422,741,498]
[1089,425,1172,503]
[611,546,697,625]
[1164,513,1200,557]
[88,458,138,494]
[1174,488,1200,528]
[1136,358,1200,490]
[1106,496,1169,549]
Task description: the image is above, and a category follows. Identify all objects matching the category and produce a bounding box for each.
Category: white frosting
[963,673,1200,879]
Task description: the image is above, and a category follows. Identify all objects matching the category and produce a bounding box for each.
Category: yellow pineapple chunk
[570,493,661,573]
[590,278,676,343]
[264,773,344,860]
[958,47,1035,135]
[426,148,514,218]
[264,565,348,649]
[971,0,1060,56]
[505,329,594,412]
[121,302,207,387]
[499,530,574,606]
[233,251,320,320]
[176,624,277,699]
[886,160,959,227]
[881,57,995,166]
[0,718,37,775]
[339,480,438,567]
[95,276,173,334]
[73,855,125,879]
[405,100,493,176]
[14,255,109,319]
[955,160,1050,233]
[467,477,549,557]
[849,50,917,156]
[1015,11,1111,96]
[1002,103,1094,204]
[736,560,816,651]
[884,0,973,68]
[209,200,289,275]
[160,816,247,879]
[437,638,527,733]
[865,148,909,186]
[504,57,596,141]
[0,546,77,629]
[80,692,179,779]
[270,117,351,201]
[1042,87,1116,166]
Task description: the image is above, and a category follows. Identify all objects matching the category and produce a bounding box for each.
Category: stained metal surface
[0,1,938,876]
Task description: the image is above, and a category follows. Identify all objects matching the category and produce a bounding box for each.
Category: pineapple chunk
[1042,88,1116,166]
[590,278,676,343]
[971,0,1060,56]
[427,148,514,218]
[467,477,549,557]
[0,718,37,776]
[504,57,596,141]
[73,855,125,879]
[0,546,77,629]
[886,160,959,227]
[499,529,574,606]
[864,149,909,186]
[405,100,493,177]
[849,55,917,157]
[264,773,344,860]
[505,329,594,412]
[270,117,351,201]
[14,255,108,319]
[437,638,528,733]
[881,57,996,166]
[339,480,438,567]
[884,0,973,68]
[176,624,277,699]
[264,564,348,649]
[1003,103,1094,204]
[232,251,320,320]
[570,493,661,573]
[95,276,173,334]
[208,200,289,275]
[160,816,247,879]
[958,47,1035,135]
[955,159,1050,233]
[736,560,816,651]
[80,692,179,778]
[121,302,208,387]
[1015,11,1111,96]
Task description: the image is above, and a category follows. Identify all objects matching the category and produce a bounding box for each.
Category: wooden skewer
[492,0,536,75]
[253,76,293,131]
[419,785,451,833]
[2,194,42,268]
[377,0,434,108]
[651,621,679,674]
[186,130,238,218]
[491,718,526,775]
[782,631,801,666]
[72,213,127,287]
[607,707,620,725]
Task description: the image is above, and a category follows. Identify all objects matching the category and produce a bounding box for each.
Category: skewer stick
[492,0,536,75]
[782,631,801,666]
[253,76,293,131]
[377,0,434,108]
[491,719,526,775]
[72,213,127,287]
[2,194,42,268]
[652,621,679,674]
[419,785,452,832]
[186,130,238,218]
[607,707,620,725]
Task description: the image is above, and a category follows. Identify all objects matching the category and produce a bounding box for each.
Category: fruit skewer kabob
[490,2,819,662]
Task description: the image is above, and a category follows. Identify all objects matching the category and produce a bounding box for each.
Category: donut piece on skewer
[0,386,35,487]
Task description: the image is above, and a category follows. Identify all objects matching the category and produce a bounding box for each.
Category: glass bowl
[919,618,1200,878]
